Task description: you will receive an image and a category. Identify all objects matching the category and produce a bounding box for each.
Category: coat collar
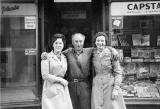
[48,51,65,64]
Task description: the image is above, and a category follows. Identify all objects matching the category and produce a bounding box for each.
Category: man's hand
[41,52,48,60]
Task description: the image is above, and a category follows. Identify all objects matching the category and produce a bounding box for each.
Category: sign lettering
[111,1,160,16]
[1,3,36,16]
[127,3,160,10]
[1,5,19,14]
[25,49,37,55]
[25,16,36,29]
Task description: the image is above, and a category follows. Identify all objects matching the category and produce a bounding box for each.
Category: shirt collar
[73,48,84,55]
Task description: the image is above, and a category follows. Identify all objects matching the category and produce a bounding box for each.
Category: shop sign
[54,0,91,2]
[1,3,36,15]
[25,49,37,55]
[112,16,123,29]
[111,1,160,16]
[61,11,86,19]
[25,16,36,29]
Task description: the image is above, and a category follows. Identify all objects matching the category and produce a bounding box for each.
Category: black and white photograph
[0,0,160,109]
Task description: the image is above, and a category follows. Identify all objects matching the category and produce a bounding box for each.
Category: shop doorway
[43,1,97,51]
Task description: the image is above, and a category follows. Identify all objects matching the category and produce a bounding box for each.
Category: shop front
[109,0,160,109]
[2,0,160,109]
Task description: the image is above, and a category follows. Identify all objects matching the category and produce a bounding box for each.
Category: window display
[110,1,160,101]
[111,15,160,99]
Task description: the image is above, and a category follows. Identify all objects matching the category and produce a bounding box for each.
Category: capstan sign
[111,1,160,16]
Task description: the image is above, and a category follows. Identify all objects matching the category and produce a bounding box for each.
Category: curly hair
[93,32,109,47]
[49,33,66,51]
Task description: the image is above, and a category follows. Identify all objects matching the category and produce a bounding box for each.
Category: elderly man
[41,33,93,109]
[63,33,93,109]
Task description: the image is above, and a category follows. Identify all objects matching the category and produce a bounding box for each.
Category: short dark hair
[93,32,109,47]
[50,33,66,50]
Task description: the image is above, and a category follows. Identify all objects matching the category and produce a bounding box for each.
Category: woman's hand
[41,52,48,60]
[56,77,68,87]
[60,78,68,87]
[112,89,119,100]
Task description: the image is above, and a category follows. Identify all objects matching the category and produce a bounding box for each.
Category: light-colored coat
[41,51,73,109]
[91,47,126,109]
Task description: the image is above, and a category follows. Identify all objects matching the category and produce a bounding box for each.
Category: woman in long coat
[91,32,126,109]
[41,33,73,109]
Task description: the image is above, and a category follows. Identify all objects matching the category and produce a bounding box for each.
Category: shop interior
[42,0,103,51]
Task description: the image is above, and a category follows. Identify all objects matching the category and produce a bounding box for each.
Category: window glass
[0,16,37,103]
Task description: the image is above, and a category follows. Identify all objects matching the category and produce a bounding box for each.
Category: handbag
[45,84,58,98]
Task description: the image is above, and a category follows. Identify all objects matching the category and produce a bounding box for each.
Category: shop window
[0,16,37,104]
[111,15,160,100]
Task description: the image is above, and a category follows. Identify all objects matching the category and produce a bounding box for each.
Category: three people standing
[41,32,126,109]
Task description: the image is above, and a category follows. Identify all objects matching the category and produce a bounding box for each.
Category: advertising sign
[1,3,36,15]
[61,11,86,19]
[111,1,160,16]
[25,16,36,29]
[112,16,123,29]
[25,48,37,55]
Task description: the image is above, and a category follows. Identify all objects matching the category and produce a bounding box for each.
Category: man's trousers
[68,81,91,109]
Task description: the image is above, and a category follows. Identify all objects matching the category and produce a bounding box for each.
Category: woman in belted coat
[41,33,73,109]
[91,32,126,109]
